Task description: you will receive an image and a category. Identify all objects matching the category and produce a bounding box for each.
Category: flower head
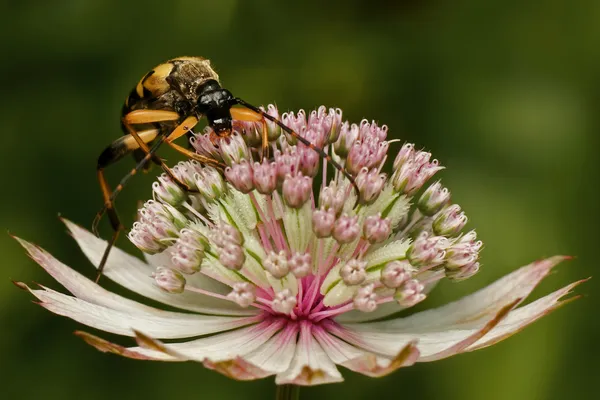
[16,105,584,386]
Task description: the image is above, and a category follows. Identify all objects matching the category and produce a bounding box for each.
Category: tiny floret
[381,260,413,288]
[153,267,186,294]
[227,282,256,308]
[353,283,378,312]
[264,250,290,279]
[332,214,360,244]
[363,214,392,244]
[340,259,367,286]
[271,289,297,315]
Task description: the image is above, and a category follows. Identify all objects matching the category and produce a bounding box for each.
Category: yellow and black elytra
[93,56,357,282]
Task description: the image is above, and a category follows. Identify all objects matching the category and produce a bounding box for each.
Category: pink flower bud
[312,208,336,238]
[252,159,277,194]
[418,181,451,216]
[152,174,186,206]
[297,146,320,177]
[274,148,300,188]
[381,260,413,288]
[340,259,367,286]
[264,250,290,279]
[153,267,186,294]
[289,252,312,277]
[406,232,450,267]
[219,242,246,270]
[332,214,360,244]
[271,289,297,315]
[194,166,226,204]
[353,283,378,312]
[356,168,387,205]
[282,173,312,208]
[224,160,254,194]
[227,282,256,308]
[171,229,205,274]
[319,183,346,215]
[363,214,392,244]
[433,204,468,237]
[260,104,282,141]
[394,279,426,307]
[334,121,359,158]
[219,132,251,166]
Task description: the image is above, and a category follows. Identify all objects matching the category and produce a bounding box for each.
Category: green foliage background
[1,1,597,399]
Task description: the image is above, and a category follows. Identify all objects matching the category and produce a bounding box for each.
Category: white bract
[16,106,583,386]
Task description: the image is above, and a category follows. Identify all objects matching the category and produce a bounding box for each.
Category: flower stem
[275,384,300,400]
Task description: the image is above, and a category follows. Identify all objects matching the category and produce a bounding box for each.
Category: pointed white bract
[16,105,583,386]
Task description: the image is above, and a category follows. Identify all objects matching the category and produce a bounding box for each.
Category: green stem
[275,385,300,400]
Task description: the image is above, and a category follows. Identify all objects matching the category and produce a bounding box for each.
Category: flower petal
[22,283,260,339]
[335,257,582,361]
[466,279,586,351]
[74,331,176,361]
[275,321,344,386]
[63,219,256,316]
[313,327,419,377]
[133,319,285,362]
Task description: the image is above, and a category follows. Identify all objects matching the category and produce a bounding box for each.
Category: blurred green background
[1,0,598,399]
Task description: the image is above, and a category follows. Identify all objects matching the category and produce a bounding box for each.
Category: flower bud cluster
[211,222,245,270]
[128,200,185,254]
[392,143,444,196]
[153,266,186,294]
[264,251,312,279]
[445,230,482,281]
[171,228,206,274]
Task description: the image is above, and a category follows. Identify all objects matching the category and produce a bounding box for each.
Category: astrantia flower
[16,105,585,386]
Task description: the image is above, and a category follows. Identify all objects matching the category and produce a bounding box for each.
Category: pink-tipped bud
[224,160,254,194]
[227,282,256,308]
[219,132,251,166]
[346,137,389,176]
[281,110,307,144]
[392,147,444,196]
[128,221,165,254]
[252,159,277,194]
[261,104,282,141]
[340,259,367,286]
[334,122,359,158]
[212,222,244,247]
[393,143,415,170]
[153,267,186,294]
[356,168,387,205]
[219,242,246,271]
[406,232,450,267]
[282,173,312,208]
[289,252,312,277]
[171,161,199,190]
[320,106,343,144]
[264,250,290,279]
[363,214,392,244]
[432,204,467,236]
[332,214,360,244]
[171,229,205,274]
[271,289,297,315]
[418,181,451,216]
[152,174,186,206]
[394,279,426,307]
[297,146,320,177]
[274,148,300,188]
[319,182,346,215]
[433,204,468,237]
[381,260,413,288]
[233,119,262,147]
[444,230,482,281]
[312,208,336,238]
[446,261,480,282]
[194,166,226,204]
[353,283,378,313]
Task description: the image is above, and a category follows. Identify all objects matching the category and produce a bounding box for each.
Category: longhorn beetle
[93,56,357,281]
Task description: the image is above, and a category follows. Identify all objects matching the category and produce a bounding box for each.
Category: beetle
[93,56,356,281]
